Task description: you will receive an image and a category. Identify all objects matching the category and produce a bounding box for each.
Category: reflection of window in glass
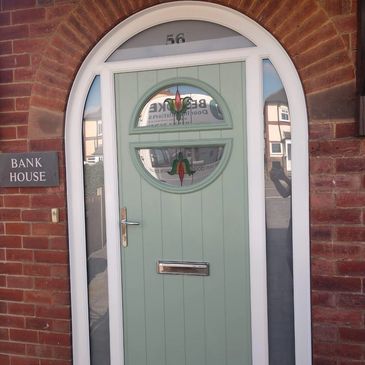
[285,140,292,173]
[279,105,289,121]
[84,77,103,165]
[137,145,224,187]
[136,84,225,129]
[263,59,295,365]
[270,142,282,155]
[97,120,103,136]
[107,20,255,61]
[82,76,110,365]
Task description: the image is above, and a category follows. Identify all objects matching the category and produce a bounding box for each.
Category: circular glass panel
[131,139,232,193]
[137,145,225,187]
[135,83,227,129]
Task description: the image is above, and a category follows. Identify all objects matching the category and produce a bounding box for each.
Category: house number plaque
[0,151,59,187]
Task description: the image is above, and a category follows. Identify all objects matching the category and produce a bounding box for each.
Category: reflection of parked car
[147,147,223,168]
[138,146,224,186]
[85,155,104,165]
[149,148,172,167]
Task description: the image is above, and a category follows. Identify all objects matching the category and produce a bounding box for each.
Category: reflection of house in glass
[263,74,294,365]
[264,88,291,175]
[82,91,109,365]
[83,106,104,165]
[82,104,106,252]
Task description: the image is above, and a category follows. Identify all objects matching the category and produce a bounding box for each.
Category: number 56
[166,33,186,45]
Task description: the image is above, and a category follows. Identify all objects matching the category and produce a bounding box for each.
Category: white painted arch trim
[65,2,311,365]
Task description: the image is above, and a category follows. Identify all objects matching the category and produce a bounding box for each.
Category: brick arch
[237,0,355,94]
[28,0,355,141]
[27,0,149,140]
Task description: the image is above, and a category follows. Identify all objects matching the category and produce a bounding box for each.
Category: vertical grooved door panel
[115,62,251,365]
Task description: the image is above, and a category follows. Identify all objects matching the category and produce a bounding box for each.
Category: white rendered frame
[65,2,311,365]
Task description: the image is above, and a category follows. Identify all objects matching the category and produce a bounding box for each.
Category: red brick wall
[0,0,363,364]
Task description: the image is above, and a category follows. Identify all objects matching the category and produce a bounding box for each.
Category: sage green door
[115,62,251,365]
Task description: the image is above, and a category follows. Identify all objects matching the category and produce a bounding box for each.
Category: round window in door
[127,79,233,193]
[131,80,232,132]
[131,140,232,192]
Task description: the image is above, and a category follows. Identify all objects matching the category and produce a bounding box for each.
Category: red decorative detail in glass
[175,89,182,111]
[164,88,192,122]
[168,152,195,186]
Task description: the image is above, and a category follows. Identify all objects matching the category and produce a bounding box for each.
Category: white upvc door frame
[65,2,311,365]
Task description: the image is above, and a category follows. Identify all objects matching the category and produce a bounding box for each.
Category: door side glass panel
[107,20,255,61]
[83,76,110,365]
[263,59,295,365]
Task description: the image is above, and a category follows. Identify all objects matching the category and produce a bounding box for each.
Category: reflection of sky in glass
[84,76,101,117]
[263,59,283,99]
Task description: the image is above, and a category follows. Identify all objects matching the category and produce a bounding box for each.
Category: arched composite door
[65,3,311,365]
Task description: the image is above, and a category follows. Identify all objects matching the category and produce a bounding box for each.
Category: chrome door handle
[121,219,140,226]
[120,207,140,247]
